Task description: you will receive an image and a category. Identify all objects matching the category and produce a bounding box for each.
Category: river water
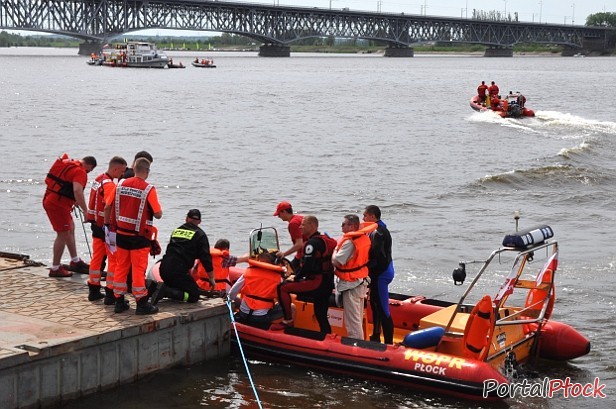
[1,48,615,408]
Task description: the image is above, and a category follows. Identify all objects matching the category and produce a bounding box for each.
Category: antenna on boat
[253,223,263,256]
[513,210,521,232]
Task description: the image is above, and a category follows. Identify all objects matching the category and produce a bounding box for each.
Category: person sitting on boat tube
[151,209,215,305]
[192,238,249,294]
[490,96,502,111]
[227,251,285,329]
[274,215,336,333]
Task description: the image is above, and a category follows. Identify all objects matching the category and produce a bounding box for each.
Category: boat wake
[467,111,542,133]
[468,110,616,139]
[534,111,616,136]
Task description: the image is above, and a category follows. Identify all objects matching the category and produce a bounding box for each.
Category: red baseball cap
[273,201,292,216]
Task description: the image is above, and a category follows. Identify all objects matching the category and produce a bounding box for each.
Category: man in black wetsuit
[152,209,215,304]
[364,204,395,344]
[274,215,335,333]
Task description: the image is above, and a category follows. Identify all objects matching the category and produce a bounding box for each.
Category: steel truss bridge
[1,0,613,56]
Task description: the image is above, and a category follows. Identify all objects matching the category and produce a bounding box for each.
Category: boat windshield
[249,227,280,257]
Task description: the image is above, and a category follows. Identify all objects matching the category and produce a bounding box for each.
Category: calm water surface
[1,48,615,408]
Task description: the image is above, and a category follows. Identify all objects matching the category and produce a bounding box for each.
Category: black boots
[135,297,159,315]
[114,295,130,313]
[104,286,116,306]
[87,283,105,301]
[151,283,185,306]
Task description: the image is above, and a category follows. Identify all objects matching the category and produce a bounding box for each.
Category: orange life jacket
[87,172,114,227]
[335,222,378,281]
[193,248,230,291]
[112,177,154,237]
[45,153,82,201]
[241,259,284,310]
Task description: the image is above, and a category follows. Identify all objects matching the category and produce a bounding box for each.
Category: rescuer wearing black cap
[152,209,215,304]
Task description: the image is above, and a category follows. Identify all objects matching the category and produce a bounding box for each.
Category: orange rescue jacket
[335,222,378,281]
[241,259,284,311]
[193,248,230,291]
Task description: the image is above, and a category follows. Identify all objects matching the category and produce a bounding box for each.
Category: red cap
[273,201,292,216]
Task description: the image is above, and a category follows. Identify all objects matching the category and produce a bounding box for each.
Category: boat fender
[402,327,445,349]
[462,295,495,361]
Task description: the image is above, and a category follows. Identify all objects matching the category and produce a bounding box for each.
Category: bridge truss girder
[0,0,610,48]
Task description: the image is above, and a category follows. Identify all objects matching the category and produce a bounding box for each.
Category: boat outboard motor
[510,104,523,118]
[452,263,466,285]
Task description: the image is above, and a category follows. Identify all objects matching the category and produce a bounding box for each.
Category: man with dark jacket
[363,205,395,344]
[153,209,215,304]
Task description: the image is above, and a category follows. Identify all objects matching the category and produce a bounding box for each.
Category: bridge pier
[484,47,513,57]
[561,46,580,56]
[78,41,103,56]
[259,44,291,57]
[384,46,414,57]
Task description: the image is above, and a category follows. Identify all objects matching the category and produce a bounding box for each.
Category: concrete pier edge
[0,260,231,409]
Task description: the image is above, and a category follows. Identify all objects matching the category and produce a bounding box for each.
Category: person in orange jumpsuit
[477,81,488,104]
[86,156,127,302]
[104,157,162,315]
[488,81,500,98]
[43,154,97,277]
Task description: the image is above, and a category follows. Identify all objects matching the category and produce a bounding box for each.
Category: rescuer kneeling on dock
[152,209,215,305]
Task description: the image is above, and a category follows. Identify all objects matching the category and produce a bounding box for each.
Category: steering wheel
[277,257,295,278]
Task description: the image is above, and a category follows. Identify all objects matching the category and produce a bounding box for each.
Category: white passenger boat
[101,42,169,68]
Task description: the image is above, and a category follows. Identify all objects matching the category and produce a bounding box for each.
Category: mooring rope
[74,207,92,259]
[226,299,263,409]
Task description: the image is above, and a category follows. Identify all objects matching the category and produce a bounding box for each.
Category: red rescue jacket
[87,172,114,227]
[112,177,154,237]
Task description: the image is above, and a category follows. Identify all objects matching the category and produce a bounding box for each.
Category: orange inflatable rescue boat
[155,225,591,400]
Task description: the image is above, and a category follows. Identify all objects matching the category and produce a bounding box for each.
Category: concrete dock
[0,254,231,409]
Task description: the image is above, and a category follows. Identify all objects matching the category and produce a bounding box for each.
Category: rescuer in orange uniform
[85,156,127,302]
[104,157,162,315]
[43,153,97,277]
[477,81,488,104]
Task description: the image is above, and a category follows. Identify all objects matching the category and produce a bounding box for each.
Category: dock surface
[0,255,230,409]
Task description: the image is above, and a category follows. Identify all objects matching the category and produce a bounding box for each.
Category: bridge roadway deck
[0,256,230,409]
